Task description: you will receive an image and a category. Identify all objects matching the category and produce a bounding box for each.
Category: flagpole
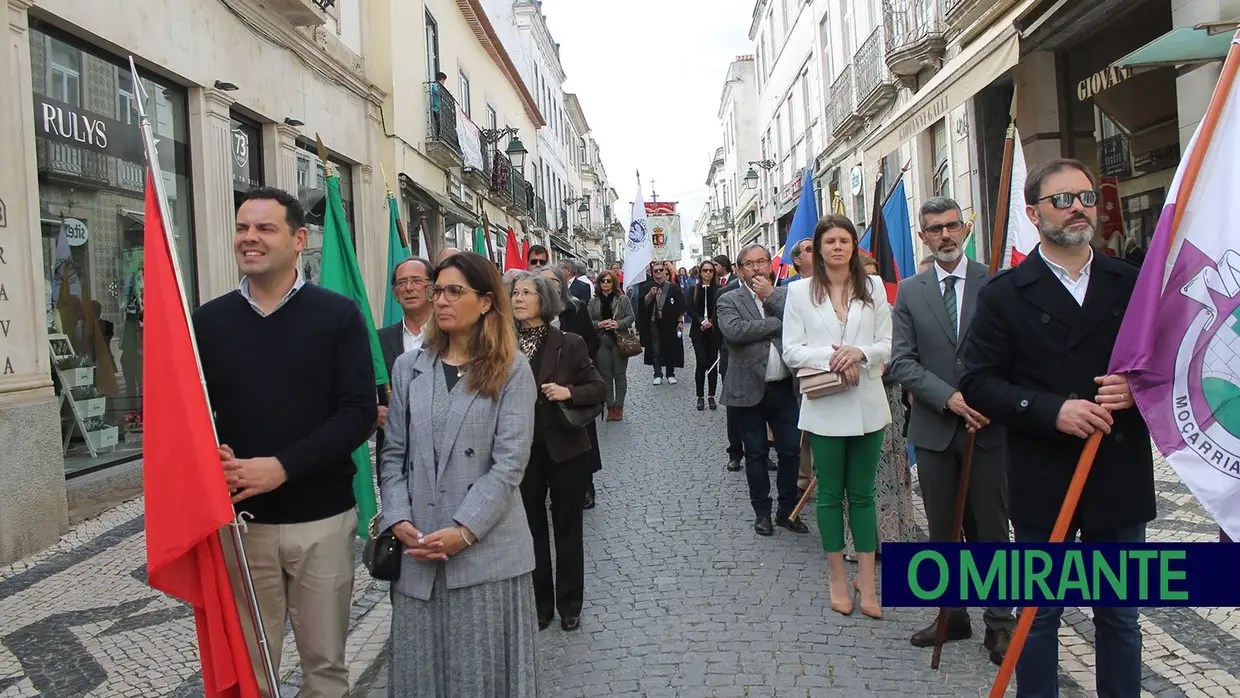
[989,33,1240,697]
[930,91,1017,671]
[129,57,282,698]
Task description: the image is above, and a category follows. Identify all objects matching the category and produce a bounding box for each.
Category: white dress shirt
[1039,245,1092,305]
[744,282,791,382]
[402,318,427,353]
[237,267,305,317]
[934,255,968,335]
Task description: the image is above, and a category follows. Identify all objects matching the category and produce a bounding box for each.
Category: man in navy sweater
[194,186,376,698]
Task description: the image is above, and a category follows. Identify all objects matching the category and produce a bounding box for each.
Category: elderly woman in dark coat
[637,262,685,385]
[512,270,604,631]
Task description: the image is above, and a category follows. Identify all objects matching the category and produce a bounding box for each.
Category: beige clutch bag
[797,367,847,398]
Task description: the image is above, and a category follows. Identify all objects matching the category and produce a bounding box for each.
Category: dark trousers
[733,379,800,516]
[1013,522,1145,698]
[520,441,588,621]
[914,425,1014,631]
[692,331,721,397]
[651,331,675,378]
[720,347,744,460]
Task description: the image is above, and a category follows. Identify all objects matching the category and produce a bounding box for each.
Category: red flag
[142,174,260,698]
[503,228,523,271]
[866,178,900,304]
[521,238,530,269]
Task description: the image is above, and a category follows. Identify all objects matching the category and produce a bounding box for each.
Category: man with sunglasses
[527,244,550,268]
[887,197,1014,663]
[960,159,1153,698]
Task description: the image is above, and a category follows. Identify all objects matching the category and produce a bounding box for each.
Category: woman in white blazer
[782,214,892,620]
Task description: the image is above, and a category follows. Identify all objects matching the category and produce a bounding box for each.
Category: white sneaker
[652,377,663,386]
[667,376,678,384]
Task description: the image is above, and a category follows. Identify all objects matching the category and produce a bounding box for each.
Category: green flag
[963,229,977,261]
[381,194,409,328]
[318,172,386,538]
[473,225,488,258]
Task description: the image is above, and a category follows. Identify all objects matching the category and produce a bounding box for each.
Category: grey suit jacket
[716,284,788,408]
[887,259,1002,451]
[378,348,537,600]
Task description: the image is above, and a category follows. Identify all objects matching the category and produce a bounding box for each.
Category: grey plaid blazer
[378,348,537,601]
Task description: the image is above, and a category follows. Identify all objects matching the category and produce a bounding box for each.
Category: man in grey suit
[717,244,807,537]
[376,256,433,458]
[886,197,1013,664]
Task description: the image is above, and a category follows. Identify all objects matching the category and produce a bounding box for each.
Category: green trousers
[810,430,885,553]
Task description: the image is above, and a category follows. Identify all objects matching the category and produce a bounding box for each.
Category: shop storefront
[31,23,195,476]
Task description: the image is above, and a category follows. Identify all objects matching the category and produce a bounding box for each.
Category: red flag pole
[989,31,1240,697]
[130,57,280,698]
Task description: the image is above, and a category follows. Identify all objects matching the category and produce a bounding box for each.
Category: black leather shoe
[910,613,972,647]
[754,514,774,536]
[708,397,717,410]
[984,627,1012,666]
[538,618,552,631]
[696,398,705,411]
[561,616,581,632]
[726,459,743,472]
[583,487,596,510]
[775,514,809,533]
[768,462,778,472]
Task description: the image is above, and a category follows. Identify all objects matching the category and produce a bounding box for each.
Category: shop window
[295,140,355,286]
[32,26,194,475]
[230,114,264,211]
[931,118,950,198]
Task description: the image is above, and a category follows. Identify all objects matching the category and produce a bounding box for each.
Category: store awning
[549,233,573,255]
[861,0,1039,167]
[398,173,480,229]
[1112,25,1236,69]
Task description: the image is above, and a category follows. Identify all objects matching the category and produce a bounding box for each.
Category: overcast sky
[542,0,754,257]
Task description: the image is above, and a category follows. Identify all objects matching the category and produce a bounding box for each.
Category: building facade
[0,0,382,564]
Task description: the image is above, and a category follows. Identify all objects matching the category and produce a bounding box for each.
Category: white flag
[1004,127,1041,267]
[623,174,652,290]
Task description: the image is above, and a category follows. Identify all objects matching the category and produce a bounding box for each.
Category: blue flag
[781,167,818,266]
[859,180,915,279]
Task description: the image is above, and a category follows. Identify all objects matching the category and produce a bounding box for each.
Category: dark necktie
[943,276,958,337]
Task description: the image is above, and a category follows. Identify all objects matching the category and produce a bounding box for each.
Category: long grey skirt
[389,566,540,697]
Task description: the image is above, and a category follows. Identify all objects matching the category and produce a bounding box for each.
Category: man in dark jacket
[960,159,1153,698]
[376,256,433,458]
[638,262,685,385]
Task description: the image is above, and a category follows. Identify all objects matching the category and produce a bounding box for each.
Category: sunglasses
[527,258,548,267]
[1037,191,1098,209]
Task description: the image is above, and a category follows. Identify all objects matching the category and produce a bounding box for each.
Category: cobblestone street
[2,344,1239,697]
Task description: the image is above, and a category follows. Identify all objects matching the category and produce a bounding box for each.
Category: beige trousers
[797,431,814,492]
[222,509,357,698]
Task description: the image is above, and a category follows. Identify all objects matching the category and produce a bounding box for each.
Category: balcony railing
[828,65,860,139]
[509,167,529,214]
[118,160,145,192]
[1100,134,1132,178]
[37,141,109,183]
[535,195,549,229]
[425,82,462,168]
[490,151,514,204]
[884,0,947,84]
[854,26,897,117]
[943,0,1001,33]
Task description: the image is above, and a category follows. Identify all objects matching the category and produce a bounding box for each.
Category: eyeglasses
[511,287,538,299]
[394,276,429,289]
[1037,190,1098,209]
[527,258,548,267]
[923,220,965,236]
[739,258,771,270]
[427,284,480,303]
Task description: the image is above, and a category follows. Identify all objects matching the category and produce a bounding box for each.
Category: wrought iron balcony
[509,168,530,215]
[884,0,947,87]
[854,27,897,117]
[535,196,549,229]
[1099,134,1132,178]
[828,65,862,140]
[425,82,462,170]
[464,140,493,193]
[36,141,109,183]
[490,151,514,204]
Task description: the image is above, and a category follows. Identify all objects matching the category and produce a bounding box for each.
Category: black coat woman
[687,259,722,410]
[637,263,685,384]
[510,270,605,632]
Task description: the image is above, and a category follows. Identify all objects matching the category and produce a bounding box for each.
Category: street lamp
[505,136,527,174]
[744,167,759,190]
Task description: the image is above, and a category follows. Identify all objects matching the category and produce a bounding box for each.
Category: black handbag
[552,346,604,428]
[363,514,402,581]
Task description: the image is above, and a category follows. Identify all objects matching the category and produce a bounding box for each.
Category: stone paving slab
[2,343,1239,697]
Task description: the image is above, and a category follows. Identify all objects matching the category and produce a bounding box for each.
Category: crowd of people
[203,155,1157,697]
